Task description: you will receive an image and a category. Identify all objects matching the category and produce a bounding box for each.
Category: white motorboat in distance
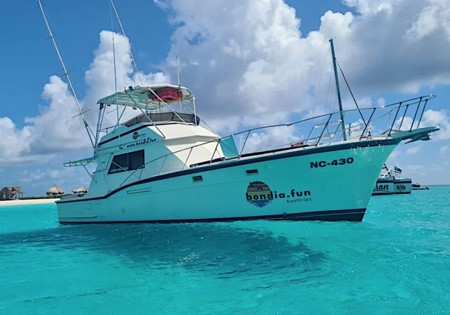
[372,166,412,195]
[56,85,439,223]
[412,183,430,190]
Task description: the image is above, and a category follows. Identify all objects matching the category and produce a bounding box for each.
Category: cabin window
[246,169,259,175]
[108,150,145,174]
[193,175,203,182]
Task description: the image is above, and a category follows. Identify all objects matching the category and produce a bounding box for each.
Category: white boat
[55,82,438,223]
[412,183,430,190]
[372,166,412,195]
[37,2,438,224]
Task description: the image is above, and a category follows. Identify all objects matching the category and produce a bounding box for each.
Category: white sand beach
[0,198,60,207]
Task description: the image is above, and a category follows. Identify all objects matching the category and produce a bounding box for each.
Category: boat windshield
[97,85,194,110]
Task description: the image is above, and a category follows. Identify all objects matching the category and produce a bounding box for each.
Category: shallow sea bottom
[1,186,449,314]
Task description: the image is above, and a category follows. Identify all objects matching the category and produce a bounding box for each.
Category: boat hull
[372,178,412,195]
[57,141,397,223]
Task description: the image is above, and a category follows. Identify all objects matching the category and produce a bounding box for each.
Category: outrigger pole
[38,0,95,148]
[329,38,347,141]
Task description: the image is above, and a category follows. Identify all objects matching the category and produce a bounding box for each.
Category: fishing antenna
[329,39,347,141]
[38,0,95,148]
[109,0,143,85]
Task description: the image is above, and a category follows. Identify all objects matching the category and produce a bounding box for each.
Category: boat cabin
[81,85,238,196]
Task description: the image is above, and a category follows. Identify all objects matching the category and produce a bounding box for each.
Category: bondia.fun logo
[245,181,312,208]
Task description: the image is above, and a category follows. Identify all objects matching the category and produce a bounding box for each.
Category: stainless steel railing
[118,95,435,187]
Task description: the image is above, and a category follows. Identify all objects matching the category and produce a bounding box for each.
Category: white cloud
[344,0,401,16]
[155,0,450,134]
[25,75,90,153]
[0,117,32,162]
[422,109,450,140]
[83,31,169,128]
[13,165,91,196]
[84,31,169,108]
[405,145,422,155]
[158,0,334,131]
[406,0,450,42]
[235,125,299,154]
[0,30,169,165]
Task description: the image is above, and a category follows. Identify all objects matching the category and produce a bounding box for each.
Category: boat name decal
[126,137,156,148]
[245,181,312,208]
[374,184,389,191]
[310,157,354,168]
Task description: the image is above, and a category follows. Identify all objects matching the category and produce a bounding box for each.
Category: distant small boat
[372,166,412,195]
[412,183,430,190]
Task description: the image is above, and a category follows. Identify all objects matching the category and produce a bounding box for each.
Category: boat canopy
[97,84,194,110]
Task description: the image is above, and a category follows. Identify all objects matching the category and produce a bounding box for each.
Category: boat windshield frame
[94,84,198,145]
[97,84,194,110]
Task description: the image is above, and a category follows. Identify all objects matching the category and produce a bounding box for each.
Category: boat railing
[118,95,435,187]
[233,94,434,153]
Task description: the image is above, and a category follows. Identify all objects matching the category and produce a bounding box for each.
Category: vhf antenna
[38,0,95,148]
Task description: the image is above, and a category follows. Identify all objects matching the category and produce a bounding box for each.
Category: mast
[329,38,347,141]
[38,0,95,148]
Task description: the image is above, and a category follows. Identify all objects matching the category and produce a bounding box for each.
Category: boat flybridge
[56,83,439,224]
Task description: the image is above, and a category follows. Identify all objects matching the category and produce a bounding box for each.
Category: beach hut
[47,185,64,197]
[72,185,88,196]
[0,186,23,200]
[0,187,11,200]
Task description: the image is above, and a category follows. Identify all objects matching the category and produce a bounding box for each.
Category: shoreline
[0,198,60,207]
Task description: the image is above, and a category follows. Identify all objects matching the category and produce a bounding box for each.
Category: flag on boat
[394,166,402,174]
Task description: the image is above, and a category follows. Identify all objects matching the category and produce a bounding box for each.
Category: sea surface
[1,186,449,314]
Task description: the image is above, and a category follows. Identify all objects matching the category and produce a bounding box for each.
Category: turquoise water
[1,186,449,314]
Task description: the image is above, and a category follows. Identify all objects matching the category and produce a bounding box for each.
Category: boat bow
[389,126,440,143]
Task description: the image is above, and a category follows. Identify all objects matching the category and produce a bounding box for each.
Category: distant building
[46,185,64,197]
[0,186,24,200]
[72,185,88,196]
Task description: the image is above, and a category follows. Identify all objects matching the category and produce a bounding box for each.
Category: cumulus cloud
[83,31,169,127]
[235,125,300,154]
[25,75,90,153]
[0,30,168,165]
[0,117,32,162]
[156,0,450,132]
[406,0,450,41]
[156,0,330,131]
[339,0,450,94]
[422,109,450,140]
[344,0,401,16]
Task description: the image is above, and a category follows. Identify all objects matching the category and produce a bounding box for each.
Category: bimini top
[97,84,194,110]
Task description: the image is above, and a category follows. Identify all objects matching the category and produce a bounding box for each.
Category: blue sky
[1,0,449,197]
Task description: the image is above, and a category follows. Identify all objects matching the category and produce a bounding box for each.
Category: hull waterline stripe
[59,208,366,224]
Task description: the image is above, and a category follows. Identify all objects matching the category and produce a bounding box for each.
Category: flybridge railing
[235,94,435,153]
[117,95,435,187]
